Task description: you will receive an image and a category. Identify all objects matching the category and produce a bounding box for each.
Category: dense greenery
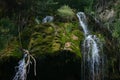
[57,5,75,21]
[0,18,17,50]
[0,0,120,80]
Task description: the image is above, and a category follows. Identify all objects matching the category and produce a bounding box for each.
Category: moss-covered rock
[27,22,84,57]
[0,22,84,59]
[0,22,84,80]
[0,38,22,59]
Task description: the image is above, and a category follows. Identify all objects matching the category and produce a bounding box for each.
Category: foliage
[0,38,21,58]
[112,19,120,40]
[31,0,57,16]
[84,0,94,13]
[0,18,17,50]
[57,5,75,21]
[54,0,93,11]
[58,23,83,57]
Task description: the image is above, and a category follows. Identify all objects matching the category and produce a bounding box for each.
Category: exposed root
[22,49,36,76]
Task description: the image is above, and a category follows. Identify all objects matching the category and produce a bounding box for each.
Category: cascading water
[13,54,28,80]
[76,12,89,36]
[13,49,36,80]
[77,12,104,80]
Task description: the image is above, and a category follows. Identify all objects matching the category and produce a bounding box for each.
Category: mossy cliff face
[23,22,84,57]
[0,22,84,59]
[0,22,84,80]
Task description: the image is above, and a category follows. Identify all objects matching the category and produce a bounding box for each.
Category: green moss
[44,27,54,34]
[0,22,84,58]
[52,42,61,52]
[0,39,22,59]
[97,34,106,44]
[27,24,55,56]
[54,22,84,57]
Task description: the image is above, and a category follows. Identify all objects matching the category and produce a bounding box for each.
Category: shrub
[57,5,75,21]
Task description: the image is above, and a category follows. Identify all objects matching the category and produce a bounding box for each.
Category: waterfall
[13,49,36,80]
[13,54,28,80]
[76,12,89,36]
[77,12,104,80]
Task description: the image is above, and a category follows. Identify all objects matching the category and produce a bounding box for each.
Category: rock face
[99,9,115,22]
[0,22,84,80]
[27,23,83,57]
